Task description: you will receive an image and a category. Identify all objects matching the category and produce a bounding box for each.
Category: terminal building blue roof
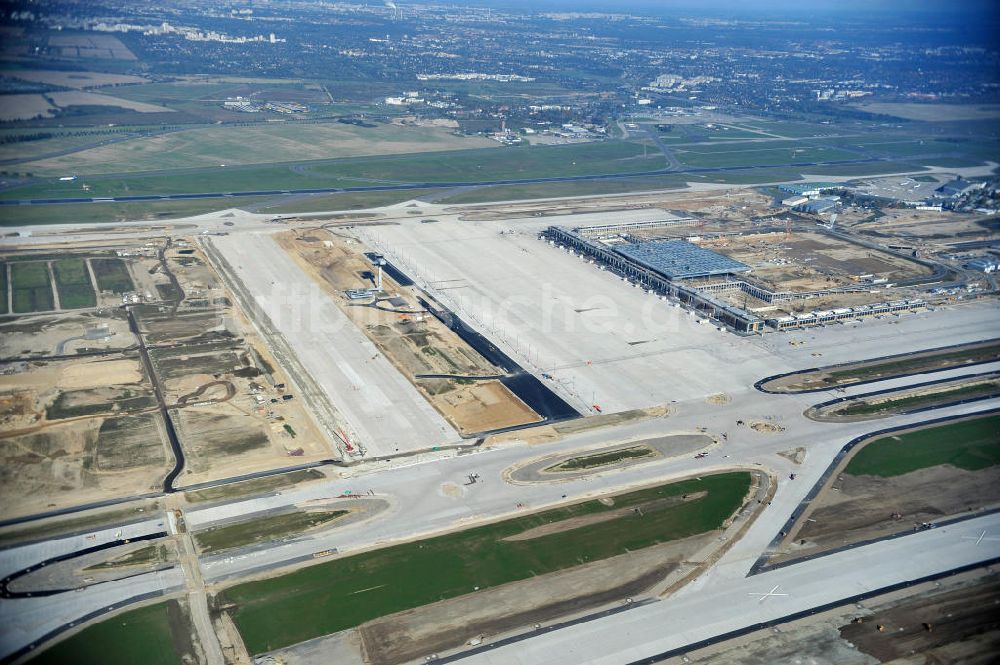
[614,239,751,280]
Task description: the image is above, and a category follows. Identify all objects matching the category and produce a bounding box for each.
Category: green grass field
[439,174,690,204]
[0,140,659,201]
[24,121,498,175]
[806,162,928,176]
[260,187,446,213]
[10,261,54,313]
[673,142,861,168]
[220,471,751,654]
[27,601,194,665]
[845,415,1000,477]
[0,196,275,227]
[91,258,134,293]
[195,510,349,554]
[52,258,97,308]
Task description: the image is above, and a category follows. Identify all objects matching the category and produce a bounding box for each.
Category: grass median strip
[845,414,1000,477]
[184,468,327,503]
[546,445,654,471]
[826,343,1000,384]
[195,509,350,554]
[218,471,752,654]
[833,380,1000,417]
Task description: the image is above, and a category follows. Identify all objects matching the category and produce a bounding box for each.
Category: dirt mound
[750,421,785,434]
[777,447,806,465]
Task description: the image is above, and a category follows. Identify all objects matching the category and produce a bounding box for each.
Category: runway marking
[962,530,1000,546]
[349,584,387,595]
[748,584,789,603]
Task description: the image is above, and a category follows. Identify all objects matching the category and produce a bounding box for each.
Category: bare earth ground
[0,413,171,519]
[698,231,930,293]
[159,239,333,487]
[773,465,1000,564]
[0,312,135,357]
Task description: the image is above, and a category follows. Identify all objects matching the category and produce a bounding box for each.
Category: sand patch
[59,359,142,389]
[750,421,785,434]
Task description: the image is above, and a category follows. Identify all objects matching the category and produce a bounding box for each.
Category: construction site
[0,237,333,518]
[546,214,940,333]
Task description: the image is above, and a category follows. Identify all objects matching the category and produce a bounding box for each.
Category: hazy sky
[464,0,999,19]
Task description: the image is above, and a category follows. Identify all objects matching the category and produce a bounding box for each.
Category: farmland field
[52,258,97,308]
[10,261,54,313]
[220,471,752,654]
[91,258,134,293]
